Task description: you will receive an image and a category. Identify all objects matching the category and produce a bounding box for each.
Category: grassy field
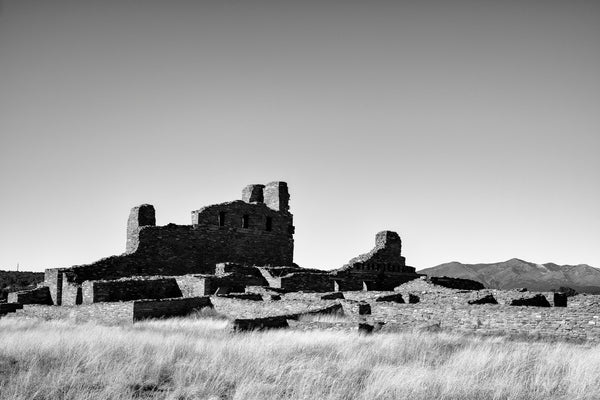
[1,316,599,400]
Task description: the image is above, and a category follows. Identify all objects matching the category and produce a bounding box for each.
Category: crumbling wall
[132,296,212,320]
[126,204,156,253]
[191,200,293,266]
[45,181,295,305]
[3,297,213,324]
[428,276,485,290]
[44,268,63,305]
[279,272,333,292]
[175,275,212,297]
[61,277,81,306]
[369,303,600,342]
[331,231,421,290]
[82,277,182,304]
[339,231,414,273]
[7,286,52,305]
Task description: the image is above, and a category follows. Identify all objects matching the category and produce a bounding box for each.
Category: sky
[0,0,598,273]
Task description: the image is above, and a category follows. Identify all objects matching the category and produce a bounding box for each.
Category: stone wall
[7,286,52,305]
[62,279,81,306]
[333,273,420,291]
[279,272,333,292]
[45,181,295,305]
[428,276,485,290]
[6,297,213,323]
[126,204,156,253]
[44,268,63,305]
[175,275,211,297]
[354,302,600,342]
[82,277,182,304]
[3,302,135,325]
[132,296,213,321]
[331,231,421,290]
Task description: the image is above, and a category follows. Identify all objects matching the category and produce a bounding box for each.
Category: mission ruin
[4,181,591,341]
[15,181,421,308]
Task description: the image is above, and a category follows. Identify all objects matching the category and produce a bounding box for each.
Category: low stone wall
[211,296,342,319]
[132,296,213,321]
[232,316,289,331]
[82,277,182,304]
[5,297,213,324]
[175,275,211,297]
[176,273,266,297]
[364,303,600,342]
[3,303,135,325]
[333,273,420,291]
[230,303,343,331]
[7,286,52,305]
[0,303,23,316]
[279,272,333,292]
[392,279,560,307]
[428,276,484,290]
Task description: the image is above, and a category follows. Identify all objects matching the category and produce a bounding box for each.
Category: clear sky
[1,0,598,272]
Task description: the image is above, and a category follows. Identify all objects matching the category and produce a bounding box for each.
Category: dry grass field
[1,316,599,400]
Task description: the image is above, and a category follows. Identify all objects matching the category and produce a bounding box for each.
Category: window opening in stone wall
[218,212,226,227]
[242,214,249,228]
[266,216,272,231]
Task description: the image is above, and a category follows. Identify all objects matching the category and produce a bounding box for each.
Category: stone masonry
[44,181,294,305]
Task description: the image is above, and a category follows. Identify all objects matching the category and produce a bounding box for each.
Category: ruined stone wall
[126,204,156,253]
[392,278,559,306]
[428,276,485,290]
[46,205,293,304]
[4,302,136,325]
[61,278,81,306]
[132,296,212,320]
[6,297,212,324]
[175,275,211,297]
[352,301,600,342]
[279,272,333,292]
[44,269,63,305]
[333,273,420,291]
[79,208,293,285]
[191,200,293,266]
[44,181,295,306]
[7,287,52,305]
[82,277,182,304]
[333,231,420,290]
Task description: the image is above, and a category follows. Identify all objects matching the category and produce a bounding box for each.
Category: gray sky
[1,0,598,272]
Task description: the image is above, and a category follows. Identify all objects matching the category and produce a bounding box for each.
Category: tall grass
[1,317,599,400]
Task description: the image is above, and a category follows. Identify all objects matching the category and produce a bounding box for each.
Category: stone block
[468,294,498,305]
[321,292,344,300]
[375,293,404,303]
[132,296,212,321]
[216,293,263,301]
[358,323,374,334]
[510,294,551,307]
[554,293,568,307]
[232,316,289,331]
[7,286,52,305]
[429,276,484,290]
[358,302,371,315]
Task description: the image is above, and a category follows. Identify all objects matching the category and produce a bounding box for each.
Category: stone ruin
[4,181,422,317]
[3,181,590,341]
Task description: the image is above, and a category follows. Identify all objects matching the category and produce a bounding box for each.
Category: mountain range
[418,258,600,294]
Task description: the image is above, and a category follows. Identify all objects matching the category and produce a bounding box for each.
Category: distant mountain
[418,259,600,294]
[0,270,44,302]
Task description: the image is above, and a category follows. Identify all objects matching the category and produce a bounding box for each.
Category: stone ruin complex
[5,181,420,308]
[3,181,598,342]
